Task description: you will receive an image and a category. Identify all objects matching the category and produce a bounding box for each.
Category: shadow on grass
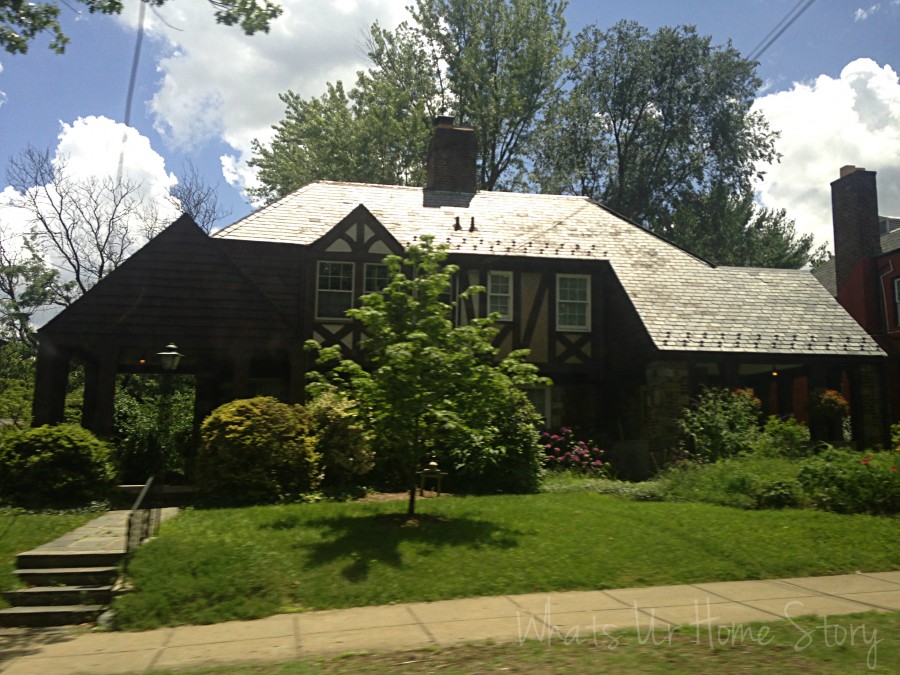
[289,513,523,582]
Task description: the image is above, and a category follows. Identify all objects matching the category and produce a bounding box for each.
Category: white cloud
[114,0,409,194]
[854,4,881,21]
[0,61,6,110]
[753,58,900,250]
[55,116,177,201]
[1,116,179,265]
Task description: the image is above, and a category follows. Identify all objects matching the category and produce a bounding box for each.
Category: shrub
[196,397,321,505]
[0,424,116,508]
[797,448,899,515]
[112,387,195,484]
[892,422,900,449]
[752,416,811,458]
[661,455,805,510]
[541,427,610,475]
[442,385,545,495]
[677,387,762,462]
[305,391,373,491]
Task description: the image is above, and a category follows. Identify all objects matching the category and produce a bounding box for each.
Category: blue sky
[1,0,899,249]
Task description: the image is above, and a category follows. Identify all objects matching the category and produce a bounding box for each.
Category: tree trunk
[407,478,417,516]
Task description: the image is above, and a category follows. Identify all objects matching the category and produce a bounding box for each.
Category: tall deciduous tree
[412,0,568,189]
[307,237,547,516]
[3,145,230,328]
[531,20,778,231]
[250,0,568,201]
[0,231,73,346]
[664,185,827,268]
[1,0,282,55]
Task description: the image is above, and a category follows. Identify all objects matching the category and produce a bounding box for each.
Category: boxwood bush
[196,397,321,505]
[0,424,116,508]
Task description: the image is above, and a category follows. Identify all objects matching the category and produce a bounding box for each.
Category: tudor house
[813,166,900,424]
[32,119,888,474]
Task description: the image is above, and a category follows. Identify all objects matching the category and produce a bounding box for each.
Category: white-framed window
[556,274,590,331]
[364,263,390,293]
[316,261,354,319]
[895,277,900,327]
[488,271,513,321]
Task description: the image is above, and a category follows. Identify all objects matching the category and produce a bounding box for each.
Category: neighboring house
[31,120,888,475]
[813,166,900,425]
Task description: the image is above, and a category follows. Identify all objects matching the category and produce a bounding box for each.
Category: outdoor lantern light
[157,343,183,372]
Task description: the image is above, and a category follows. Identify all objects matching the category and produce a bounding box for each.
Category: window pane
[365,264,390,293]
[558,301,587,328]
[489,295,510,316]
[318,291,352,318]
[319,262,353,290]
[559,277,587,302]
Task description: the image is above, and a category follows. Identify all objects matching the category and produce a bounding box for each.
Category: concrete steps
[0,512,130,628]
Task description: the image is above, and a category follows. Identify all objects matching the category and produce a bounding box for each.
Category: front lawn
[0,509,95,605]
[114,493,900,630]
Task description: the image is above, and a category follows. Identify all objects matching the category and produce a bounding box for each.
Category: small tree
[307,236,548,515]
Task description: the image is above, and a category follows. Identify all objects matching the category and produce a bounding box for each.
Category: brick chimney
[426,116,477,194]
[831,166,881,292]
[831,165,882,333]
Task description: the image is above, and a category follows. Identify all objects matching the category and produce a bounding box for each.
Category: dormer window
[316,261,354,319]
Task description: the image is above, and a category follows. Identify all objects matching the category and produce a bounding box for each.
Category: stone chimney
[831,165,881,293]
[426,116,477,194]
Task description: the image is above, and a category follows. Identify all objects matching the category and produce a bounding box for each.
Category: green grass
[145,611,899,674]
[114,493,900,630]
[0,508,95,605]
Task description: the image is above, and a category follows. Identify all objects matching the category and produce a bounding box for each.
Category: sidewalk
[1,570,898,674]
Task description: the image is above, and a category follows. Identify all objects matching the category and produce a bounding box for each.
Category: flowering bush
[542,427,610,476]
[810,389,850,418]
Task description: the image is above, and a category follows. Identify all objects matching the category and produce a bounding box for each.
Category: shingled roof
[812,225,900,298]
[216,181,883,358]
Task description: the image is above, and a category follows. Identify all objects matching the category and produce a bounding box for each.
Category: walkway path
[1,570,898,674]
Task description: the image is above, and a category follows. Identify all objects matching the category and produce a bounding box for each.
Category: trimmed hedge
[196,397,321,505]
[0,424,116,508]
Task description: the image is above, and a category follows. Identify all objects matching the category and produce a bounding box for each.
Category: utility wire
[747,0,816,61]
[117,0,147,184]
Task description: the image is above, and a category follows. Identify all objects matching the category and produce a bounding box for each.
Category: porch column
[82,352,118,435]
[31,337,70,427]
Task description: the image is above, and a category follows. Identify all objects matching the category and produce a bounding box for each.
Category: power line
[117,0,147,184]
[747,0,816,62]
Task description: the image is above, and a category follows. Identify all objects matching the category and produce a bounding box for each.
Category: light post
[156,343,183,502]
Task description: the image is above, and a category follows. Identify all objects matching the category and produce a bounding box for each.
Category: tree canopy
[663,184,828,268]
[1,146,229,340]
[250,0,567,201]
[0,0,282,55]
[252,14,819,269]
[307,237,547,515]
[530,20,778,230]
